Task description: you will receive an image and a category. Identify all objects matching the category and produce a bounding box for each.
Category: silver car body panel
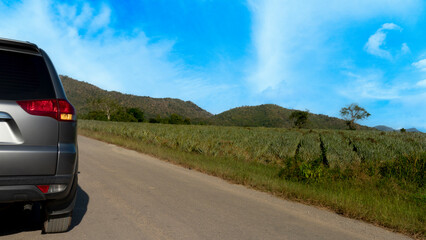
[0,38,78,206]
[0,100,59,176]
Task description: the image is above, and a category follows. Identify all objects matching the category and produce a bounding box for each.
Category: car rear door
[0,49,59,176]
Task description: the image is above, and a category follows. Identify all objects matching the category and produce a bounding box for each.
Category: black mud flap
[44,174,77,216]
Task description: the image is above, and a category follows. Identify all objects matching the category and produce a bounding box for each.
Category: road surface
[0,136,411,239]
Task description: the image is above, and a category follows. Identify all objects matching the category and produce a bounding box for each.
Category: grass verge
[78,128,425,239]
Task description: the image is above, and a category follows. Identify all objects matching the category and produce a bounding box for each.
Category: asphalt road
[0,136,411,239]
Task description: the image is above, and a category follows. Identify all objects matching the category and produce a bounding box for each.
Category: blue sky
[1,0,425,131]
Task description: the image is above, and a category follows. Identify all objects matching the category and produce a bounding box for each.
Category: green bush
[82,111,108,121]
[378,152,425,187]
[126,108,145,122]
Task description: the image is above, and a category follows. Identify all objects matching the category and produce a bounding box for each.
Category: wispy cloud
[381,23,402,31]
[413,59,426,71]
[364,23,403,59]
[0,0,227,103]
[338,69,426,131]
[247,0,420,94]
[340,71,403,100]
[0,0,424,129]
[89,5,111,32]
[416,79,426,87]
[401,43,410,54]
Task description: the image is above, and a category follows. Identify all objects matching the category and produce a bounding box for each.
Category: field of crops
[79,120,425,168]
[78,120,425,236]
[78,120,426,185]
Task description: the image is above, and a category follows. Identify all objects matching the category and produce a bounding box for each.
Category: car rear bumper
[0,185,46,202]
[0,174,74,203]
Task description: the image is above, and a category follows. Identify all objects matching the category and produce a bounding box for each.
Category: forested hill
[208,104,371,130]
[61,75,371,130]
[61,75,213,120]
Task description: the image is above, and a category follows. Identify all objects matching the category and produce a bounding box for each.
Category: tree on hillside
[183,117,191,125]
[169,113,184,124]
[111,107,137,122]
[289,110,309,128]
[340,103,370,130]
[88,97,120,121]
[149,115,161,123]
[147,114,191,125]
[85,110,108,121]
[126,108,145,122]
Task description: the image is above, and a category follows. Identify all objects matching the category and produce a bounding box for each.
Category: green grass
[78,120,425,238]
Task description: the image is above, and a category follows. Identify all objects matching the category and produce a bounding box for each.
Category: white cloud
[247,0,421,93]
[380,23,402,31]
[401,43,410,54]
[413,59,426,71]
[416,79,426,87]
[0,0,226,102]
[365,30,391,59]
[74,4,93,28]
[339,69,426,119]
[89,5,111,32]
[340,71,403,100]
[364,23,402,59]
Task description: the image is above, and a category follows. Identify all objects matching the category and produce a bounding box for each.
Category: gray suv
[0,38,78,233]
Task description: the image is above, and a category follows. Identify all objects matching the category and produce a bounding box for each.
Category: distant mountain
[406,128,421,133]
[61,75,212,120]
[374,125,395,131]
[374,126,423,133]
[208,104,371,130]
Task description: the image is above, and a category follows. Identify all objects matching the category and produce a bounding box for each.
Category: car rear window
[0,50,56,100]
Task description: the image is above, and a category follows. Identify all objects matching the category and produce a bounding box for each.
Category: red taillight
[36,184,67,194]
[17,99,75,121]
[58,99,75,121]
[17,99,58,119]
[37,185,50,193]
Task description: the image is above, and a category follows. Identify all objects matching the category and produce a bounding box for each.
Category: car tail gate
[0,49,59,176]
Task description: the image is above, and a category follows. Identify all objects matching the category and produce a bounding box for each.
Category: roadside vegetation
[78,120,425,238]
